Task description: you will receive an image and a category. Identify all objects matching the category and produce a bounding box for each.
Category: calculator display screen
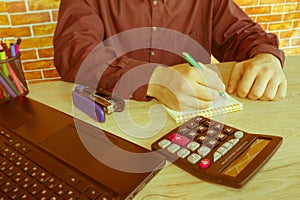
[222,139,270,177]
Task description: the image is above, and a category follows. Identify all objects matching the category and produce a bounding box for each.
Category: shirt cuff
[249,44,285,67]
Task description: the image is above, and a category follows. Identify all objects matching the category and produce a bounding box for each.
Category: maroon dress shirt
[53,0,284,101]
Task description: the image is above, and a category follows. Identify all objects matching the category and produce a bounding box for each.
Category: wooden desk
[28,55,300,199]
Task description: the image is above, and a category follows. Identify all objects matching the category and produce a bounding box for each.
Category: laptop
[0,96,166,199]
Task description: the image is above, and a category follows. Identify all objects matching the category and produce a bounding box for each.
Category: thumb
[228,62,244,94]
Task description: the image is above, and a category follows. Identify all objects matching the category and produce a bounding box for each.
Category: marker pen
[0,68,19,96]
[0,85,3,99]
[10,43,16,57]
[7,62,24,94]
[0,71,17,98]
[0,50,9,76]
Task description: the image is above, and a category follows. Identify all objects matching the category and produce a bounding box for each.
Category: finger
[192,83,221,101]
[228,62,243,94]
[259,78,279,101]
[236,65,257,98]
[248,73,271,100]
[273,80,287,100]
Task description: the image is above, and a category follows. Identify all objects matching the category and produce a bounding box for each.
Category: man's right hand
[147,63,225,111]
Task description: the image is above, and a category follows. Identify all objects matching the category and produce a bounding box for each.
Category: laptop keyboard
[0,126,117,200]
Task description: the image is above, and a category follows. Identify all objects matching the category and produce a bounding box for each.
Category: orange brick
[28,0,60,11]
[21,36,54,49]
[256,15,282,23]
[292,38,300,46]
[245,6,271,15]
[280,29,300,38]
[284,12,300,21]
[260,0,284,4]
[268,21,293,31]
[259,23,268,31]
[0,2,7,12]
[20,50,37,60]
[294,20,300,28]
[38,48,54,58]
[248,16,256,21]
[272,4,297,13]
[23,60,54,70]
[11,12,50,25]
[5,1,26,13]
[52,10,59,21]
[0,27,31,37]
[279,39,290,48]
[286,0,300,2]
[234,0,259,6]
[24,71,42,81]
[43,69,60,78]
[2,39,15,47]
[0,15,9,25]
[33,24,57,36]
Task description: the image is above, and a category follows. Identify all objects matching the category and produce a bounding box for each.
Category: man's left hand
[227,53,287,100]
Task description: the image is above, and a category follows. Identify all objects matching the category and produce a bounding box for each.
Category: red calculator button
[168,133,190,147]
[199,159,211,169]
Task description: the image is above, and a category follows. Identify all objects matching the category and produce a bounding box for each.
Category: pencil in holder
[0,53,28,104]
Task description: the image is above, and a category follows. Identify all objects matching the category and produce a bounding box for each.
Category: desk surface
[28,56,300,200]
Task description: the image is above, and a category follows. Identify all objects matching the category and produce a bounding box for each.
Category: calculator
[151,116,282,188]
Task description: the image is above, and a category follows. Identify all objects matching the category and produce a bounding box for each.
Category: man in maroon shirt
[54,0,287,111]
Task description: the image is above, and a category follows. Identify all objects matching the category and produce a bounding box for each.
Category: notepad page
[164,93,243,123]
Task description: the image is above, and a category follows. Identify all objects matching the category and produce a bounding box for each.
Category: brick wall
[237,0,300,55]
[0,0,299,83]
[0,0,60,83]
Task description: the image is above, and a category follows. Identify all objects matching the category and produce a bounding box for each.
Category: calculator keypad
[176,148,190,158]
[155,116,244,168]
[152,115,283,188]
[167,133,190,147]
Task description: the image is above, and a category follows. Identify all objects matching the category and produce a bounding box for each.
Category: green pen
[182,52,203,70]
[182,52,225,96]
[0,50,8,77]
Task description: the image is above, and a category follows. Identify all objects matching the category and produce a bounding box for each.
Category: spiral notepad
[165,93,243,123]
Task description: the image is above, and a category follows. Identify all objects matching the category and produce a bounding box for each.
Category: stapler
[72,85,125,122]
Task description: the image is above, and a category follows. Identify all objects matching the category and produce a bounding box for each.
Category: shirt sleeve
[53,0,154,101]
[211,0,285,67]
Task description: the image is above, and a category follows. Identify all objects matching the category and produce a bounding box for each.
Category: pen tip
[219,91,226,97]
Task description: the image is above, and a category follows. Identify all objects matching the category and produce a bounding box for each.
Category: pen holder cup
[0,53,28,104]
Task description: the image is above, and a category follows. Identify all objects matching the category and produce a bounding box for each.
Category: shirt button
[152,26,157,31]
[150,51,156,56]
[153,0,158,6]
